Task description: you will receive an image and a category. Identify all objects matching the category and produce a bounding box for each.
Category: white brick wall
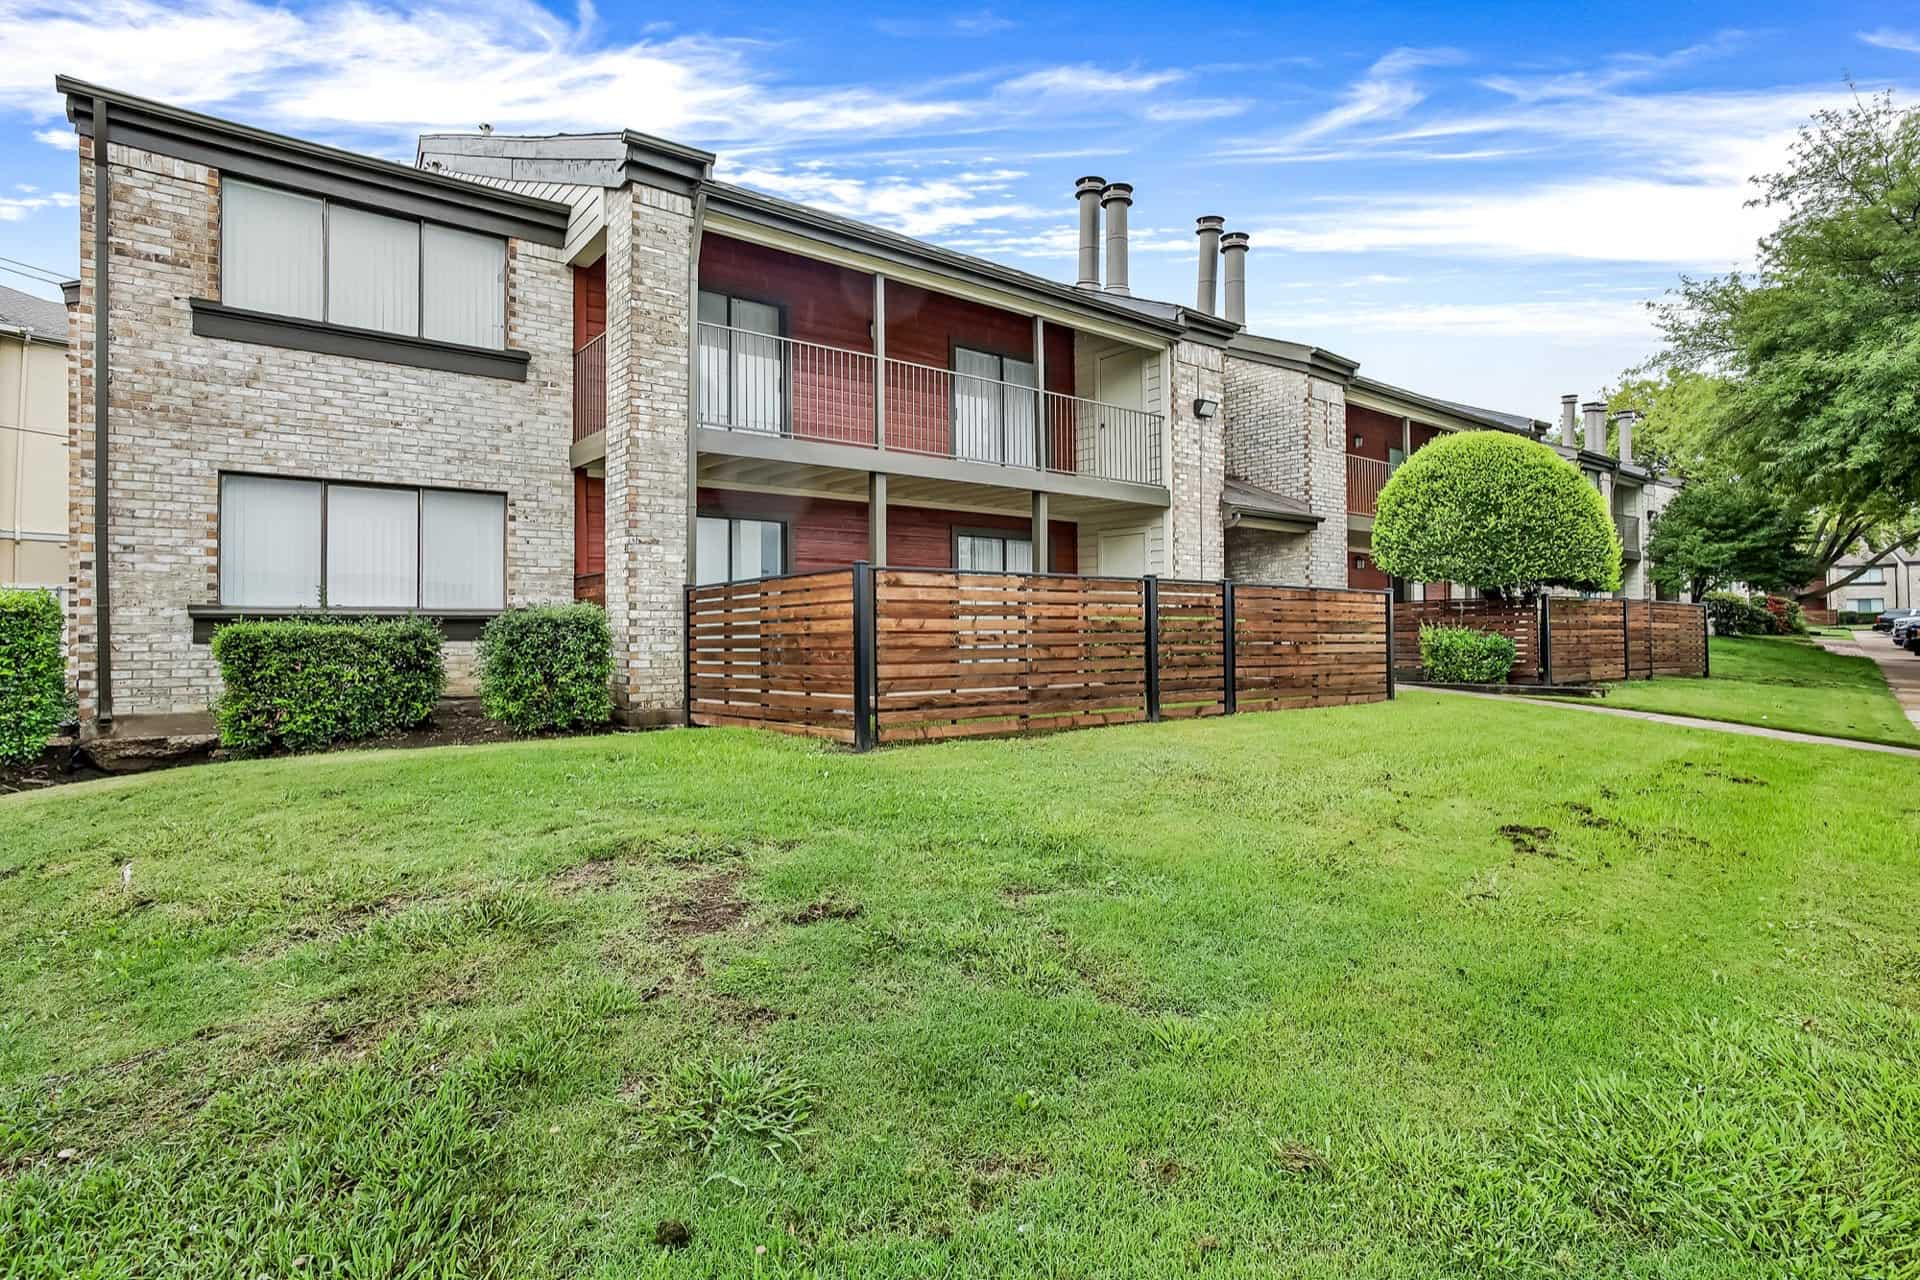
[601,183,694,723]
[1166,340,1224,579]
[1220,354,1346,585]
[70,139,573,722]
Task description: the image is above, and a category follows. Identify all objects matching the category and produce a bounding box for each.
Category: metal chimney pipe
[1101,182,1133,295]
[1219,230,1249,325]
[1559,394,1578,446]
[1074,176,1105,290]
[1194,215,1225,314]
[1615,410,1637,465]
[1582,400,1606,453]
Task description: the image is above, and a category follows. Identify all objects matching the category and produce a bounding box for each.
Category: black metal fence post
[852,561,876,752]
[1539,594,1553,686]
[1221,579,1237,715]
[1143,574,1161,722]
[1385,592,1396,699]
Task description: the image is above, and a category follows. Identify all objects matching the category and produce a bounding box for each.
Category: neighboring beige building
[1825,548,1920,615]
[0,283,69,590]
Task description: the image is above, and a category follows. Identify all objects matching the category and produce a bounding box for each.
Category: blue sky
[2,0,1915,415]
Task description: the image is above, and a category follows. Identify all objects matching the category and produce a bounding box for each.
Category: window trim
[189,299,530,380]
[210,471,508,621]
[949,341,1041,466]
[203,176,522,375]
[951,526,1035,573]
[696,290,791,433]
[695,511,792,584]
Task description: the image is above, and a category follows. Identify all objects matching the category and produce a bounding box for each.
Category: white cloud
[0,0,973,145]
[0,190,77,221]
[1256,174,1772,266]
[1144,98,1250,123]
[719,163,1050,238]
[32,127,76,150]
[1299,298,1657,342]
[1861,28,1920,54]
[998,65,1185,96]
[1267,46,1465,152]
[874,10,1015,38]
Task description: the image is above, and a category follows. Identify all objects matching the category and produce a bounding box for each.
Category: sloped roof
[0,284,68,340]
[1222,477,1322,524]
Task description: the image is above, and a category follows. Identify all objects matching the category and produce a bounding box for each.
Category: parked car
[1877,607,1919,632]
[1895,616,1920,645]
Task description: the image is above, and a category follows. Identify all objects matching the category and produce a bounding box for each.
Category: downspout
[92,96,112,728]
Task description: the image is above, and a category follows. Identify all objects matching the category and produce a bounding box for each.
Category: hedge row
[210,605,614,754]
[0,588,66,765]
[1418,624,1518,684]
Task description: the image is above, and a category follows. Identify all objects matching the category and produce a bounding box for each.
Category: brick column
[1166,339,1224,579]
[602,183,696,725]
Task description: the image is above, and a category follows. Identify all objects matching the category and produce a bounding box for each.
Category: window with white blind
[695,515,785,585]
[952,347,1038,466]
[221,179,507,349]
[218,474,505,611]
[696,292,785,432]
[955,531,1033,573]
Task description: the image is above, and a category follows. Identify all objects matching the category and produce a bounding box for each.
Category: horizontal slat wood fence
[1395,595,1707,686]
[686,569,858,742]
[1395,600,1541,681]
[688,564,1393,748]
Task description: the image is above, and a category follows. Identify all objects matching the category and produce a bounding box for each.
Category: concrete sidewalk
[1813,629,1920,734]
[1427,687,1920,757]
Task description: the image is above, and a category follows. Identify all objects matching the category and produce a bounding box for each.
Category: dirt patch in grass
[1563,802,1616,830]
[1498,824,1559,858]
[552,859,621,894]
[1269,1140,1332,1178]
[781,899,862,926]
[657,870,750,940]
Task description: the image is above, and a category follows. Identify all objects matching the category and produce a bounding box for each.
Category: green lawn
[3,694,1917,1278]
[1587,633,1920,746]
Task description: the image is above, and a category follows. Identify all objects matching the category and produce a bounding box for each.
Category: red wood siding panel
[697,488,1077,574]
[574,470,605,603]
[573,260,606,348]
[1347,403,1448,460]
[1349,549,1390,590]
[700,236,877,445]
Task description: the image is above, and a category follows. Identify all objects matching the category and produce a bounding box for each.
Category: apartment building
[1823,549,1920,615]
[1,283,69,590]
[1545,397,1684,601]
[59,78,1642,733]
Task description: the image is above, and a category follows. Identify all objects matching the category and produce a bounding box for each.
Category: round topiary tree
[1371,431,1621,596]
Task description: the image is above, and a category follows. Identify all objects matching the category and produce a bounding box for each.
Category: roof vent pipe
[1194,215,1225,314]
[1559,394,1578,445]
[1220,230,1249,325]
[1074,176,1105,290]
[1101,182,1133,295]
[1582,400,1607,453]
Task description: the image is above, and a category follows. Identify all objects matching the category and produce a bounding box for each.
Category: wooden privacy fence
[1395,596,1707,686]
[687,563,1393,749]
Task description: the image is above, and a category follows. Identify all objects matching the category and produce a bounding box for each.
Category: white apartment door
[1099,529,1147,577]
[1095,351,1147,479]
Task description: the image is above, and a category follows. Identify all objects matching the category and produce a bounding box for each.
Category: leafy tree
[1373,432,1621,596]
[1644,476,1818,598]
[1654,89,1920,598]
[1603,372,1728,478]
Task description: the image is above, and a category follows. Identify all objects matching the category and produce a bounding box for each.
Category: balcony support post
[1030,490,1049,574]
[869,471,888,564]
[872,273,887,449]
[1032,315,1047,471]
[1401,416,1411,462]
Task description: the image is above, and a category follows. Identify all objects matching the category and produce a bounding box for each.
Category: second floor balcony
[1616,513,1642,560]
[694,323,1163,488]
[1347,454,1392,516]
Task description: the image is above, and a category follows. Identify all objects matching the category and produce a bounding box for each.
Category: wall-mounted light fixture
[1193,397,1219,419]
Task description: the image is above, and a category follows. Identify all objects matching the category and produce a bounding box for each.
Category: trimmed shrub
[1373,432,1621,594]
[1762,595,1808,635]
[1418,624,1518,684]
[478,605,613,733]
[1837,610,1882,626]
[211,617,444,754]
[1703,591,1775,636]
[0,588,67,765]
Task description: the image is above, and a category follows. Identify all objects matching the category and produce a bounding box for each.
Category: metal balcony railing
[694,322,1164,487]
[1347,454,1391,516]
[572,333,605,444]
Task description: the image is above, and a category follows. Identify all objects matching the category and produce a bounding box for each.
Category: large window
[955,531,1033,573]
[1854,597,1886,613]
[1855,567,1887,585]
[696,515,785,585]
[697,292,785,432]
[952,347,1037,466]
[222,180,507,349]
[219,474,505,611]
